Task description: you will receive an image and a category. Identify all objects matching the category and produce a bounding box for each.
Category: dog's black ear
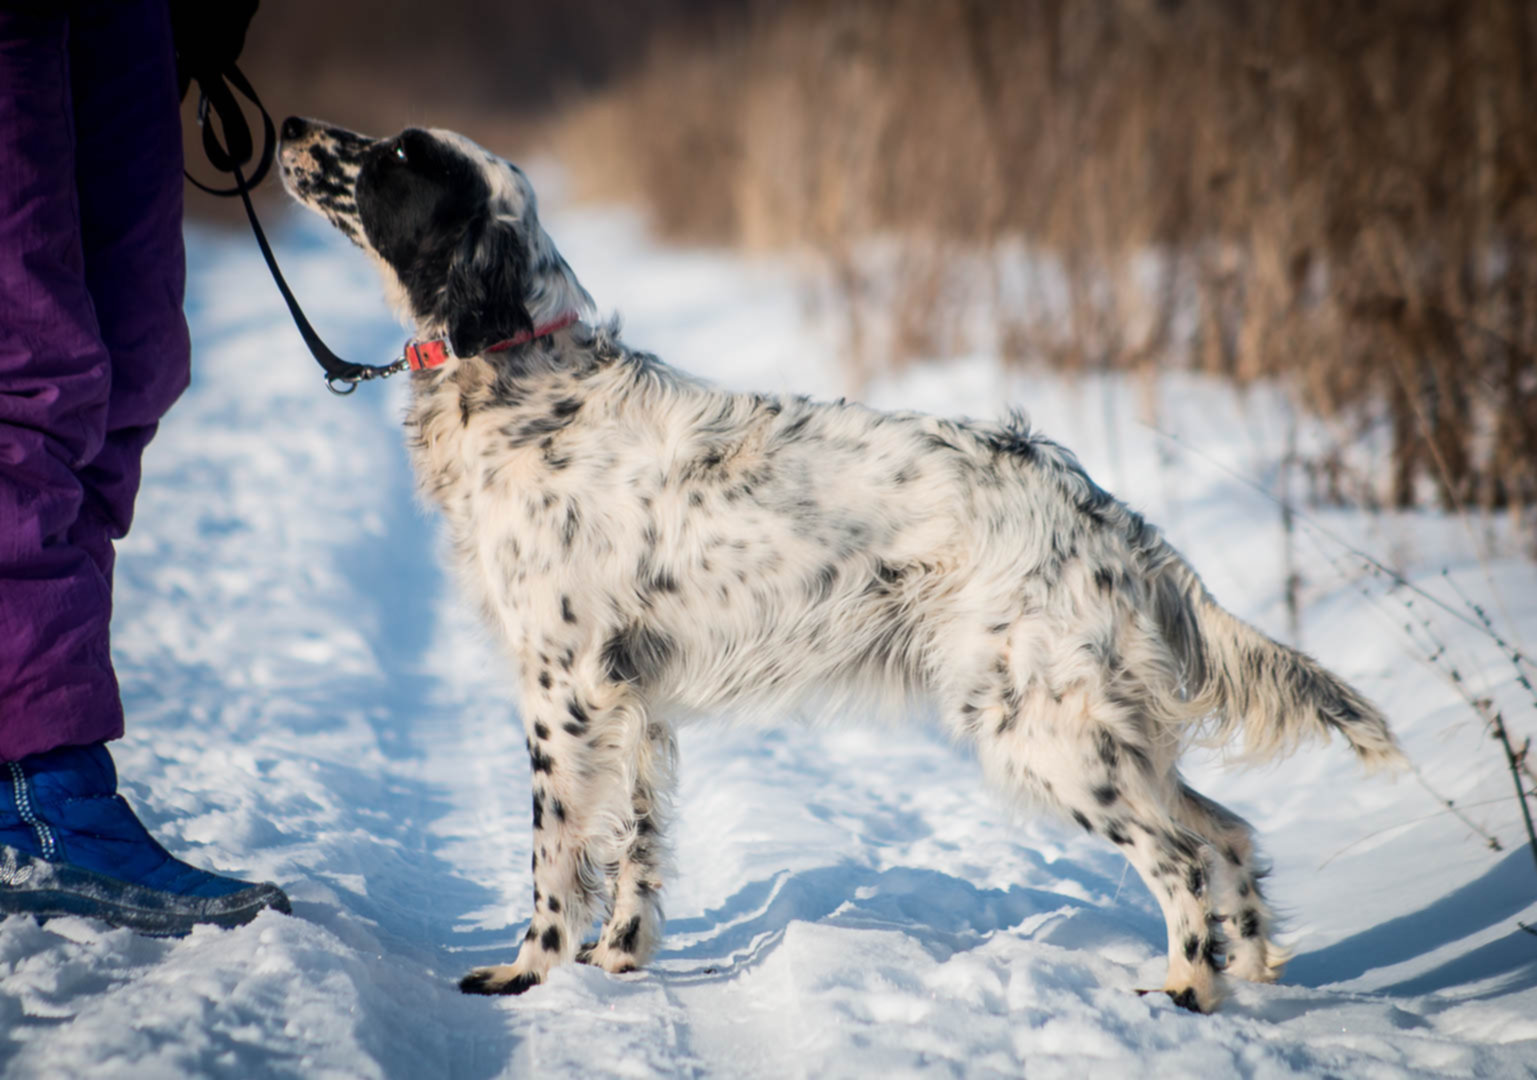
[444,218,534,357]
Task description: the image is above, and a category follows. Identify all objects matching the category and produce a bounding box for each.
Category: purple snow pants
[0,2,188,761]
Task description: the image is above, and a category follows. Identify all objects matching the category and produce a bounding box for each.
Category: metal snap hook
[326,375,359,396]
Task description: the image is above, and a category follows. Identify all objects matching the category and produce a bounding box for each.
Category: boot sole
[0,845,291,937]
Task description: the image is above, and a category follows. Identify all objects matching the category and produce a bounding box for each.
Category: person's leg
[0,2,288,933]
[0,9,120,761]
[65,0,191,594]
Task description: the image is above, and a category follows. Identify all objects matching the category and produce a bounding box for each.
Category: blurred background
[205,0,1537,528]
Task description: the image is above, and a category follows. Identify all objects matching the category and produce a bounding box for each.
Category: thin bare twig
[1318,792,1529,870]
[1443,576,1537,884]
[1337,562,1507,851]
[1142,423,1537,672]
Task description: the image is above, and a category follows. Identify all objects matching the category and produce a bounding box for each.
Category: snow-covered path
[1,188,1535,1078]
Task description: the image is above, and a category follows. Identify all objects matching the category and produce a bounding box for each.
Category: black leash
[186,67,405,395]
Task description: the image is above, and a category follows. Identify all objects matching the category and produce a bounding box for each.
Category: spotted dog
[278,118,1404,1013]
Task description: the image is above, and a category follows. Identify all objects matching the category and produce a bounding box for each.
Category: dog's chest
[408,377,590,541]
[403,373,643,639]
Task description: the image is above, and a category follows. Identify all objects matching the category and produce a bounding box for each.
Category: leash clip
[325,355,409,396]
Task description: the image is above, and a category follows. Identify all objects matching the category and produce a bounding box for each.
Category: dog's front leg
[579,716,675,974]
[459,668,645,995]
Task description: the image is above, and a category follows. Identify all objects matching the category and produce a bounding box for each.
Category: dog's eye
[394,142,408,162]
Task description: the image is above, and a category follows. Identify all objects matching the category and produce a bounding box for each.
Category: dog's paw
[1166,987,1206,1013]
[575,938,641,975]
[1222,927,1289,985]
[1134,983,1222,1014]
[459,965,542,996]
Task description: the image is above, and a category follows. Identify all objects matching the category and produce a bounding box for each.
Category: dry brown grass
[546,0,1537,521]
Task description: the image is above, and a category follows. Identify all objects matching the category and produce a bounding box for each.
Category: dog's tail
[1148,552,1405,771]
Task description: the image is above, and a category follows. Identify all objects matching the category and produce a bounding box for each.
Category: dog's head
[278,118,591,356]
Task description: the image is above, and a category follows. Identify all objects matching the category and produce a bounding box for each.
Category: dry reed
[548,0,1537,522]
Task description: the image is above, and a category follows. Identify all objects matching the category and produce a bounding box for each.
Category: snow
[2,176,1535,1078]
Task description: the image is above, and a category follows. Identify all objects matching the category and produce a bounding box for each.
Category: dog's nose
[280,116,307,142]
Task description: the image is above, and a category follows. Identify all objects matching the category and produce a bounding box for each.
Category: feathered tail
[1151,556,1405,771]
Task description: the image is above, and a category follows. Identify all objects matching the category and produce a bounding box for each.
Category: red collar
[403,312,581,372]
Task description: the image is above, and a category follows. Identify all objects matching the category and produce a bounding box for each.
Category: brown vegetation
[549,0,1537,518]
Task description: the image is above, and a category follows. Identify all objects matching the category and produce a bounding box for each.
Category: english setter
[278,118,1403,1013]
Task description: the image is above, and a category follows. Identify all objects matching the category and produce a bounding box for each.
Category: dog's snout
[281,116,308,142]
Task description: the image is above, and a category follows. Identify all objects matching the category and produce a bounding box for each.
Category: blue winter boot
[0,744,291,935]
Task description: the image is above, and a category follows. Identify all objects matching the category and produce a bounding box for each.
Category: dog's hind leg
[1172,783,1286,983]
[579,717,676,975]
[459,666,643,996]
[1055,730,1227,1012]
[969,686,1229,1012]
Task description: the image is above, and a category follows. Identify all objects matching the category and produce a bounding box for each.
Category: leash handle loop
[185,63,274,198]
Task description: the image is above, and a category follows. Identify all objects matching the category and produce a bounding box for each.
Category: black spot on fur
[1183,934,1200,962]
[1167,987,1202,1012]
[566,699,590,731]
[541,926,562,953]
[1071,810,1093,832]
[1162,830,1202,862]
[1104,821,1132,846]
[510,415,571,445]
[1239,910,1260,939]
[552,798,566,822]
[529,744,554,774]
[983,415,1036,461]
[547,896,561,913]
[533,722,549,741]
[1202,935,1224,969]
[1187,864,1205,897]
[602,623,676,685]
[541,439,570,470]
[532,792,544,829]
[538,670,552,690]
[1094,566,1115,593]
[612,915,642,954]
[561,595,577,623]
[460,970,541,996]
[921,430,960,454]
[1096,730,1119,768]
[1092,784,1118,807]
